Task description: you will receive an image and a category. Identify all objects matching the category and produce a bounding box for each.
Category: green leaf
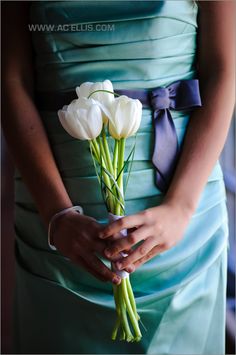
[124,134,137,194]
[100,171,125,212]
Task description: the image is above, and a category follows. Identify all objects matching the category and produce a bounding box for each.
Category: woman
[2,1,235,354]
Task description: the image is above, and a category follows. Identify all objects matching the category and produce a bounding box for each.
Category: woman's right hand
[51,209,122,285]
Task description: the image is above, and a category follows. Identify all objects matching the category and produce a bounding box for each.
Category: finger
[126,244,166,272]
[127,227,137,234]
[108,232,127,242]
[104,226,149,258]
[115,237,157,270]
[92,239,108,255]
[73,238,106,258]
[108,227,137,242]
[104,247,132,262]
[84,253,121,285]
[69,254,107,282]
[99,213,145,239]
[71,241,121,284]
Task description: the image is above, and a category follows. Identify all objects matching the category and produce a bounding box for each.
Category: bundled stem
[115,138,126,216]
[90,125,142,342]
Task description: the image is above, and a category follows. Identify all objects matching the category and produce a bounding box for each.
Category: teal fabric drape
[13,1,228,354]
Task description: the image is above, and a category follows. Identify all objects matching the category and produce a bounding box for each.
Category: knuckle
[139,245,147,256]
[155,223,163,234]
[146,250,154,259]
[163,240,171,249]
[141,209,151,220]
[110,246,119,255]
[137,256,146,266]
[120,257,129,267]
[118,218,125,229]
[104,227,111,236]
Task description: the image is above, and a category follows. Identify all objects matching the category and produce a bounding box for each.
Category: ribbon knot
[150,87,170,110]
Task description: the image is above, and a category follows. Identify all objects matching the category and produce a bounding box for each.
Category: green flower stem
[98,136,109,169]
[97,136,115,212]
[90,139,100,161]
[121,278,142,340]
[90,144,98,161]
[91,138,100,158]
[126,277,140,320]
[111,285,121,340]
[88,89,120,99]
[111,317,120,341]
[118,138,126,196]
[120,327,126,341]
[115,138,126,215]
[102,127,114,176]
[113,140,119,180]
[119,280,134,342]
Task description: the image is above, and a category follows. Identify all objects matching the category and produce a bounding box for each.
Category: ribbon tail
[152,109,179,192]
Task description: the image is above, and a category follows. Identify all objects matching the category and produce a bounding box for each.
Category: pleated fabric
[13,1,228,354]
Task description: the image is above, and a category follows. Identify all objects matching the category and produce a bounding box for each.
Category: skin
[2,2,235,283]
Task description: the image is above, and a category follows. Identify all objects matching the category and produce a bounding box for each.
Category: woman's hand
[99,202,193,273]
[51,210,122,285]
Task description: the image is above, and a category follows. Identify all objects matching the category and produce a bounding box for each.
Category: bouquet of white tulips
[58,80,142,342]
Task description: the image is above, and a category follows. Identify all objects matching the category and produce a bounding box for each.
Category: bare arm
[100,1,235,272]
[2,3,120,284]
[2,3,73,226]
[165,0,235,211]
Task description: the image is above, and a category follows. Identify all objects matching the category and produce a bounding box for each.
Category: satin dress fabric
[13,1,228,354]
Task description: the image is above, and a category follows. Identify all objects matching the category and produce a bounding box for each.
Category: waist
[35,77,199,111]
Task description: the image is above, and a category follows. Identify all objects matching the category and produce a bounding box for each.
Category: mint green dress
[13,1,228,354]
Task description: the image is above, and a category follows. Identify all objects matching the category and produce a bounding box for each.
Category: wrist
[163,194,196,219]
[41,200,74,227]
[48,205,84,250]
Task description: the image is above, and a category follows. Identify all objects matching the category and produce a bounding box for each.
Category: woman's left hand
[99,202,193,273]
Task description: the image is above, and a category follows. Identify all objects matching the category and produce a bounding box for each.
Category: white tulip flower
[108,96,142,139]
[58,97,103,140]
[76,79,114,104]
[76,80,114,124]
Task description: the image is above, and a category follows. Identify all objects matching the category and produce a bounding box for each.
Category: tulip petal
[58,109,80,139]
[108,96,142,139]
[76,82,93,98]
[87,104,103,139]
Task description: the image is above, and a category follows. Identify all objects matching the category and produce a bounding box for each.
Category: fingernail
[105,248,111,257]
[112,276,121,285]
[126,265,134,273]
